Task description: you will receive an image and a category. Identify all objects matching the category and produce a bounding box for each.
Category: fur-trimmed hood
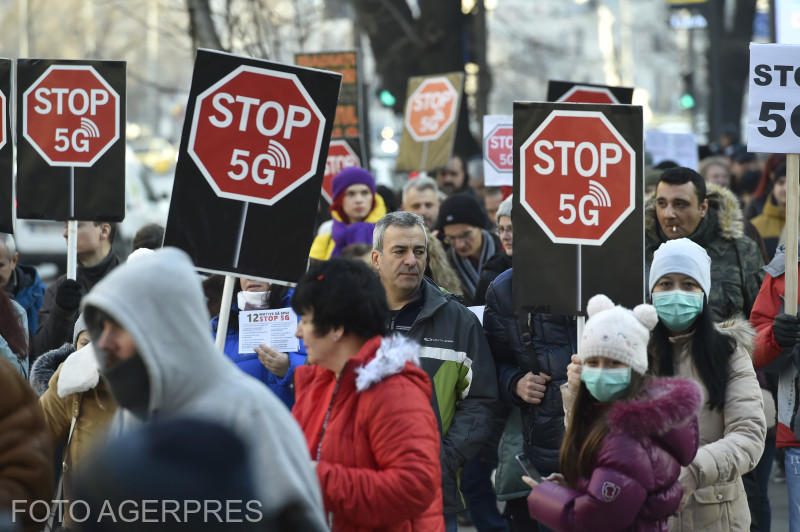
[717,318,757,356]
[608,377,702,438]
[645,182,744,242]
[29,343,74,396]
[355,334,421,392]
[28,343,102,397]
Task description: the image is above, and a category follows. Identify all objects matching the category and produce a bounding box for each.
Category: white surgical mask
[237,290,269,310]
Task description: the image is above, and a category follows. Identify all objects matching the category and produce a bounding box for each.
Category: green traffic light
[679,93,695,109]
[379,89,396,107]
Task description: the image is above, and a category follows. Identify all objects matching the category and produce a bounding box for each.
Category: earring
[333,335,340,342]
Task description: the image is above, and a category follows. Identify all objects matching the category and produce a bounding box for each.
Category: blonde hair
[426,229,463,296]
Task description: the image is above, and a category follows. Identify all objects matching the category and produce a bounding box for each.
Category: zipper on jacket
[315,369,344,461]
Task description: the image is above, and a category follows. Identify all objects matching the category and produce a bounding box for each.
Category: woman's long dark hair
[0,290,28,360]
[647,298,734,411]
[560,371,648,487]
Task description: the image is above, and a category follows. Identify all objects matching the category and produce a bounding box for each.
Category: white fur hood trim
[57,343,100,398]
[355,334,420,392]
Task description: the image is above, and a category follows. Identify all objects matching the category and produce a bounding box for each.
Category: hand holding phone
[514,453,543,483]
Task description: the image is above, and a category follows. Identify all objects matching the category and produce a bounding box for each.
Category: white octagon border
[404,77,458,142]
[484,123,513,173]
[187,65,326,207]
[22,65,120,167]
[556,85,620,105]
[519,109,636,246]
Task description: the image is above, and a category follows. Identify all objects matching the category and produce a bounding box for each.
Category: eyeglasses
[495,225,513,236]
[443,229,476,245]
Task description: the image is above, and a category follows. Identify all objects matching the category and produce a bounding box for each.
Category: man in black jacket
[372,211,498,531]
[483,268,577,531]
[32,221,120,360]
[437,193,505,306]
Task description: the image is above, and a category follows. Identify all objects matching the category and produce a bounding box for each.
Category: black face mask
[101,353,151,421]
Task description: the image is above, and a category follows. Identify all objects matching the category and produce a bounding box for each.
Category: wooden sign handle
[786,153,799,316]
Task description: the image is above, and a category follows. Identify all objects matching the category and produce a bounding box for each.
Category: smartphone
[514,453,543,483]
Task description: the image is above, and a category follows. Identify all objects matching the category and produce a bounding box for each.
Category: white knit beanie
[648,238,711,295]
[578,294,658,375]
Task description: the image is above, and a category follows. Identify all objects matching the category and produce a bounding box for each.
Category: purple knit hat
[331,167,376,201]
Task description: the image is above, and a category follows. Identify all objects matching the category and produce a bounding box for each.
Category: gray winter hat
[73,313,88,345]
[648,238,712,295]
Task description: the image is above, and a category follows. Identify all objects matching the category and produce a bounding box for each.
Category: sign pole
[67,166,77,280]
[577,242,584,350]
[69,167,75,218]
[786,154,799,316]
[215,274,236,351]
[419,141,429,170]
[233,201,249,269]
[66,220,78,281]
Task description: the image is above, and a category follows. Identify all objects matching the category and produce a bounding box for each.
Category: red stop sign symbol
[557,86,619,105]
[404,77,458,142]
[485,125,513,172]
[23,65,119,166]
[519,110,635,245]
[188,65,325,206]
[322,140,360,203]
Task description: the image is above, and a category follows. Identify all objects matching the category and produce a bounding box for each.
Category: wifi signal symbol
[588,180,611,208]
[80,118,100,138]
[264,139,291,169]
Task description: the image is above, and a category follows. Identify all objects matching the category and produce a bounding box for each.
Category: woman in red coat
[291,258,444,531]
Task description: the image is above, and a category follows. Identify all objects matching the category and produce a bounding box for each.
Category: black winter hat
[436,193,488,230]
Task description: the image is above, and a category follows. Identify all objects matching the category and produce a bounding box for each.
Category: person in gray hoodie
[80,247,327,530]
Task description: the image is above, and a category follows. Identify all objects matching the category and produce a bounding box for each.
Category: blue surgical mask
[581,366,631,402]
[651,290,704,332]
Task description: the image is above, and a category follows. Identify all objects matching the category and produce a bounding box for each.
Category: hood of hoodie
[645,182,744,244]
[81,247,227,418]
[765,240,799,277]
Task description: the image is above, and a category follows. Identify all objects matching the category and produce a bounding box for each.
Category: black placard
[0,59,12,233]
[164,49,341,284]
[512,102,644,317]
[547,80,634,105]
[295,51,366,204]
[16,59,126,221]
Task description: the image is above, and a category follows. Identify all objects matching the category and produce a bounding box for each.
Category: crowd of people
[0,143,796,532]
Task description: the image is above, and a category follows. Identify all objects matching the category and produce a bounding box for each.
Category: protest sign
[513,102,644,317]
[238,307,300,353]
[396,72,464,172]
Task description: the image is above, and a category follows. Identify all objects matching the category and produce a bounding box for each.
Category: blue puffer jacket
[210,289,306,409]
[12,264,45,338]
[483,268,577,475]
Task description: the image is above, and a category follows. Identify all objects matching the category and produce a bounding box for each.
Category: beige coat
[38,345,116,526]
[560,320,766,531]
[667,320,766,532]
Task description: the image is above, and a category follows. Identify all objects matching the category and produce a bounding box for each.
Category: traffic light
[679,72,695,110]
[679,93,696,109]
[378,89,396,107]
